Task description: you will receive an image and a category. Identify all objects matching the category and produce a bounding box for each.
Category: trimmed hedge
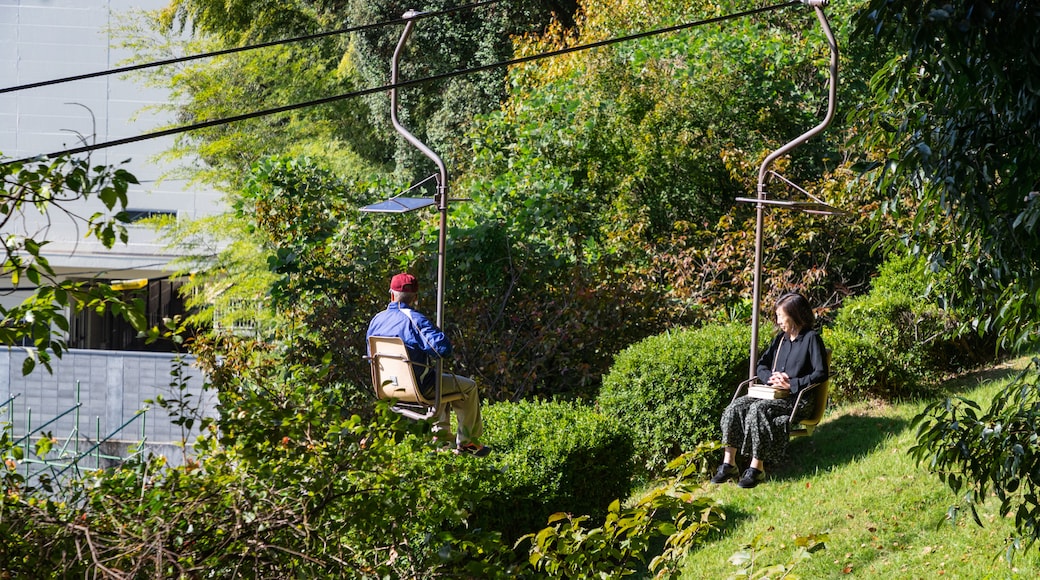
[824,326,911,402]
[597,323,752,473]
[475,400,635,542]
[828,253,996,401]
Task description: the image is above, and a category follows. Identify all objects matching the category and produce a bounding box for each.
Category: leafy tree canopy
[139,0,576,184]
[852,0,1040,349]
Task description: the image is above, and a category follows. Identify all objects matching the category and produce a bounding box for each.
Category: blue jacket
[367,301,452,393]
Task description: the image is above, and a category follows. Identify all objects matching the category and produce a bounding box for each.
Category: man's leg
[432,405,455,446]
[441,373,483,445]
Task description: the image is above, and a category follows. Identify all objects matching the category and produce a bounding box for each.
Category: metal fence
[0,348,217,475]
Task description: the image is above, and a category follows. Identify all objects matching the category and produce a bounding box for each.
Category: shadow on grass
[701,414,910,548]
[774,360,1033,482]
[772,413,908,482]
[927,361,1027,399]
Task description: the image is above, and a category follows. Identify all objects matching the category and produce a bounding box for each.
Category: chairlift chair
[361,12,460,422]
[367,335,463,421]
[732,349,831,438]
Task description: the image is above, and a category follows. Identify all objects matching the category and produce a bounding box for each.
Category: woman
[711,293,828,488]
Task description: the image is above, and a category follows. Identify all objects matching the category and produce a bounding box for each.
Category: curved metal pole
[748,0,838,379]
[391,10,449,329]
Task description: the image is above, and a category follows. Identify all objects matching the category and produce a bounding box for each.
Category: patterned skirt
[720,395,814,465]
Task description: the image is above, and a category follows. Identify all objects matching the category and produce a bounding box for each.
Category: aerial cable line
[2,0,801,167]
[0,0,503,95]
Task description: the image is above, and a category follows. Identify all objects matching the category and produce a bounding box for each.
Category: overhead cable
[2,1,801,166]
[0,0,503,95]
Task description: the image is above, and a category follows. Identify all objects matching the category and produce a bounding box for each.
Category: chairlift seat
[367,335,463,421]
[733,349,831,438]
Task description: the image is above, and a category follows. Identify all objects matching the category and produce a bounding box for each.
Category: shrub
[597,323,752,473]
[475,400,635,542]
[910,358,1040,557]
[829,253,995,400]
[518,446,726,579]
[824,327,912,402]
[0,402,521,578]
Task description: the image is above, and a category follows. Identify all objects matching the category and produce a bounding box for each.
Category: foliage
[518,447,725,579]
[475,399,635,542]
[447,255,671,401]
[137,0,572,184]
[149,0,887,406]
[852,0,1040,350]
[453,0,880,347]
[727,532,827,580]
[333,0,574,176]
[0,366,733,579]
[823,326,907,402]
[909,358,1040,559]
[652,192,877,322]
[0,395,519,577]
[598,323,754,473]
[166,155,434,399]
[828,253,998,401]
[158,210,283,336]
[0,155,147,372]
[464,0,854,246]
[238,156,360,313]
[119,2,383,185]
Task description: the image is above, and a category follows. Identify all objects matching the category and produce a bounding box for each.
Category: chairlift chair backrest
[789,348,832,437]
[731,348,832,438]
[367,335,462,421]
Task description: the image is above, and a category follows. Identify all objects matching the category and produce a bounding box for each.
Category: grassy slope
[680,355,1040,579]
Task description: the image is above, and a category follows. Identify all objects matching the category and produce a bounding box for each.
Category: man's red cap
[390,272,419,293]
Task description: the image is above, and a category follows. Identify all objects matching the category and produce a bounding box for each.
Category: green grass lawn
[679,355,1040,579]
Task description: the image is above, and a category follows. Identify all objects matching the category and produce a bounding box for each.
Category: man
[367,272,489,456]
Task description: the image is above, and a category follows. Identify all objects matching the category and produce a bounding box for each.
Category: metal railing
[1,382,149,483]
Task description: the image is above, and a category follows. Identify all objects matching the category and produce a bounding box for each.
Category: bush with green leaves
[0,347,713,578]
[0,400,521,578]
[829,253,995,401]
[597,323,753,473]
[824,326,913,402]
[519,447,725,579]
[909,358,1040,558]
[475,399,635,542]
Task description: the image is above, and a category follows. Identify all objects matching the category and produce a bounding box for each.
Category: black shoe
[737,467,765,488]
[710,463,738,484]
[456,442,491,457]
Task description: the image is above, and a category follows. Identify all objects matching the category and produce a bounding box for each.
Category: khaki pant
[434,373,483,446]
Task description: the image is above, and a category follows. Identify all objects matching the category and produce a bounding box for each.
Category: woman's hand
[768,371,791,390]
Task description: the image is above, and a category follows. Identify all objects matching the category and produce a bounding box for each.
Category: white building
[1,0,219,457]
[2,0,223,348]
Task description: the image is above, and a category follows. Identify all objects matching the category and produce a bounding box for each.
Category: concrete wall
[0,348,217,456]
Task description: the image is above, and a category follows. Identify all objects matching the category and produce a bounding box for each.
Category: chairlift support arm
[391,10,449,329]
[748,0,838,379]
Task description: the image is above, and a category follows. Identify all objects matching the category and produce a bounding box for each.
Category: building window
[124,209,177,223]
[69,278,188,351]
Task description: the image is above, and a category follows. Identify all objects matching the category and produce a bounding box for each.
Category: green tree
[910,359,1040,557]
[438,0,880,399]
[338,0,576,176]
[852,0,1040,349]
[120,3,383,187]
[165,155,431,398]
[151,0,884,403]
[0,155,145,372]
[137,0,574,184]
